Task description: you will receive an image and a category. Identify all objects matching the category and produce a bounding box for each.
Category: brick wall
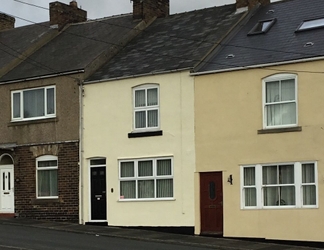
[0,13,15,31]
[13,142,79,222]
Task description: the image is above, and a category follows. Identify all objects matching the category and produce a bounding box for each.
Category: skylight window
[248,18,276,35]
[297,18,324,31]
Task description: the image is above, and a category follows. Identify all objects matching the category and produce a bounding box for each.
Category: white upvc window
[36,155,58,199]
[133,84,159,131]
[119,157,173,200]
[263,74,297,129]
[11,86,56,121]
[241,162,318,209]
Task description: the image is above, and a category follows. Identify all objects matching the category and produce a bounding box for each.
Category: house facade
[0,0,148,221]
[193,0,324,242]
[81,1,245,231]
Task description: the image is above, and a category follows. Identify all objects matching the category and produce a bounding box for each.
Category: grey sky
[2,0,237,27]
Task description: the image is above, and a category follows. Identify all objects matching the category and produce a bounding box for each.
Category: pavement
[0,218,322,250]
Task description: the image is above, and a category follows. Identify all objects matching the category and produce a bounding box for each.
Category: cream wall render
[82,71,196,227]
[194,60,324,241]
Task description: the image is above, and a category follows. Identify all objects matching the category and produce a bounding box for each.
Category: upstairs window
[296,17,324,32]
[263,74,297,129]
[248,18,276,35]
[11,86,55,121]
[36,155,58,199]
[133,84,159,131]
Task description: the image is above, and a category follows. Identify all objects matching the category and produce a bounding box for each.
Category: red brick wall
[13,142,79,222]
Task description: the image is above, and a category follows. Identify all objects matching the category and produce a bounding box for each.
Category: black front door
[90,167,107,220]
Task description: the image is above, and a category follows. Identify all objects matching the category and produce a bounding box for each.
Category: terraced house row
[0,0,324,243]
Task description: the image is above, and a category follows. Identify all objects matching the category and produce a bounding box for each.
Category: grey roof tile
[87,4,244,82]
[197,0,324,72]
[0,14,140,82]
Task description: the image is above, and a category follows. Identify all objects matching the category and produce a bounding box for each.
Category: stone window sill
[258,126,302,134]
[128,130,163,138]
[8,117,58,127]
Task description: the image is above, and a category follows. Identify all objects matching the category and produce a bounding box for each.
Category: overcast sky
[2,0,239,27]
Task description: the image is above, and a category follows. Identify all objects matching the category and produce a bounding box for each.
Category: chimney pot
[0,13,15,31]
[70,1,78,8]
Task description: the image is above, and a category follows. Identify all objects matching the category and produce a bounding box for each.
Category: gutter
[84,67,192,85]
[0,69,85,85]
[190,56,324,76]
[79,79,84,225]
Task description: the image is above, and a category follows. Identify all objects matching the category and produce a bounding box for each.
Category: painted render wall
[82,71,196,227]
[194,60,324,241]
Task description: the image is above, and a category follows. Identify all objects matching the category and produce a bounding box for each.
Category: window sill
[258,126,302,134]
[128,130,163,138]
[8,117,58,127]
[242,205,318,210]
[31,198,61,204]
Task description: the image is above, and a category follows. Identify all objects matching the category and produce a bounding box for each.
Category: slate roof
[0,14,140,82]
[86,4,244,82]
[195,0,324,73]
[0,22,55,71]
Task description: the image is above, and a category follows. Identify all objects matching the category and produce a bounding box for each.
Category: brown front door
[200,172,223,235]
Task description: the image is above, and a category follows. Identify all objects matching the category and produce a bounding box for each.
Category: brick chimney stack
[236,0,270,10]
[132,0,169,21]
[0,13,15,31]
[50,1,87,30]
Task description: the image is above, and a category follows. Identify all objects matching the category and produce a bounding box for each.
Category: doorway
[90,159,107,221]
[0,154,14,213]
[200,172,223,235]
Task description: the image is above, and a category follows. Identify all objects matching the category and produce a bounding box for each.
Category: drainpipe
[79,79,84,224]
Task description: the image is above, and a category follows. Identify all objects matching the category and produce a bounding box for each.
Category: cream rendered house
[81,0,245,231]
[192,0,324,242]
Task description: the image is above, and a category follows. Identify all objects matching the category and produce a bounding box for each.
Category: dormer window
[296,17,324,32]
[248,18,276,35]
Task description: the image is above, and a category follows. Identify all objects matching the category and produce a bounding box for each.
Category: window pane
[266,103,281,126]
[281,186,295,205]
[262,165,277,184]
[23,89,45,118]
[281,79,295,101]
[38,169,58,197]
[38,160,58,168]
[303,185,316,205]
[135,90,146,107]
[266,81,279,103]
[244,167,255,186]
[281,103,296,125]
[138,160,153,177]
[263,187,278,206]
[13,93,21,118]
[120,181,136,199]
[302,163,315,183]
[147,109,158,127]
[138,180,154,198]
[120,162,134,177]
[90,159,106,166]
[279,165,294,184]
[244,188,256,206]
[47,88,55,115]
[157,179,173,198]
[147,88,158,106]
[135,111,146,128]
[157,159,171,176]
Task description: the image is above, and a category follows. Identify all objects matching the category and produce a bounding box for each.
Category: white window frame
[133,84,160,131]
[11,86,56,122]
[262,74,297,129]
[240,161,318,209]
[36,155,58,199]
[119,157,173,201]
